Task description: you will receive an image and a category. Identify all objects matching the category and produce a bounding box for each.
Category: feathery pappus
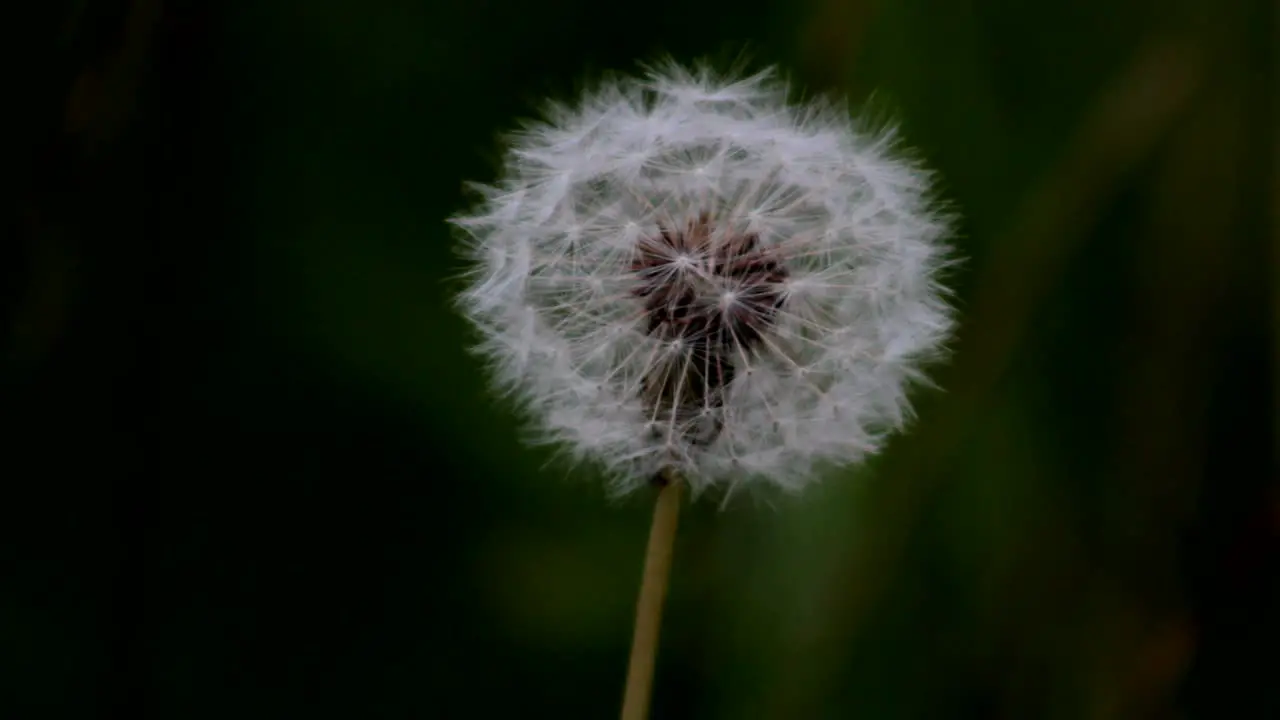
[451,62,956,497]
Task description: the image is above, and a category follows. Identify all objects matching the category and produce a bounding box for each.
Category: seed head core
[630,213,789,446]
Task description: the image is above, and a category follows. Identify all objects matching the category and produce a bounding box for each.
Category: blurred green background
[3,0,1276,717]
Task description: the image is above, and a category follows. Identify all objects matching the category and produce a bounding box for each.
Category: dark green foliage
[3,0,1274,717]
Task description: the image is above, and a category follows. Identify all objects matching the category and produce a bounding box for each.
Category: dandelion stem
[620,469,682,720]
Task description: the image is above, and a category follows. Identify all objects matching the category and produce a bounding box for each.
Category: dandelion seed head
[452,63,957,497]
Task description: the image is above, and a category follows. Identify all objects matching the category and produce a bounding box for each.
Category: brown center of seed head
[630,213,789,447]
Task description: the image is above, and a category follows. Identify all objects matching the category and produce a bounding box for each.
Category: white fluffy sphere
[452,63,956,497]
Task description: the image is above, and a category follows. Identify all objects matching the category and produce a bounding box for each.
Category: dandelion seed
[451,62,957,497]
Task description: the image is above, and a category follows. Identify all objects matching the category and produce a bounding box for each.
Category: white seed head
[451,63,956,497]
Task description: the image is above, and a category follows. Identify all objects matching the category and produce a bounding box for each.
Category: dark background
[3,0,1276,717]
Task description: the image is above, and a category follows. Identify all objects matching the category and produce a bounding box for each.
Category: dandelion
[453,63,954,496]
[450,61,956,720]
